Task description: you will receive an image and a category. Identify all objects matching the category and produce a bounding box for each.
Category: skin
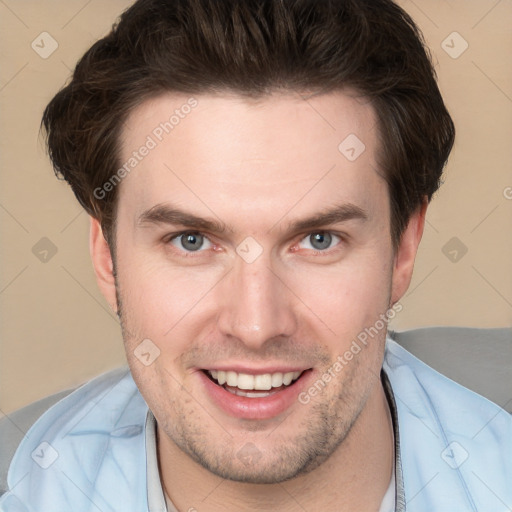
[90,90,426,511]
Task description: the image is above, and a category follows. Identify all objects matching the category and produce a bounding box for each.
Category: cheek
[289,252,393,340]
[116,252,223,348]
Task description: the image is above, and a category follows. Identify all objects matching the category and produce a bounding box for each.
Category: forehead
[117,90,385,228]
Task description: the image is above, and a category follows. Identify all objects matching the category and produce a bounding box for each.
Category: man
[1,0,510,511]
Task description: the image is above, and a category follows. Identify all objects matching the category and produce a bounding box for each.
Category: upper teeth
[208,370,302,390]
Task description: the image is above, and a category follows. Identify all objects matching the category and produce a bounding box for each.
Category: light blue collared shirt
[2,338,511,511]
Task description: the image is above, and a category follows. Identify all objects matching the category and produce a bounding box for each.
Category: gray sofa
[1,326,511,496]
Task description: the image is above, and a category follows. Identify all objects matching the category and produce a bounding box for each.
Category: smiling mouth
[203,369,307,398]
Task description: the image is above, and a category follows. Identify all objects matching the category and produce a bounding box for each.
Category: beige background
[1,0,511,415]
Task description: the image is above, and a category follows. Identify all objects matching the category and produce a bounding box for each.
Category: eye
[169,232,212,252]
[298,232,341,251]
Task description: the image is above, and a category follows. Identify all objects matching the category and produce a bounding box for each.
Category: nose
[217,253,297,350]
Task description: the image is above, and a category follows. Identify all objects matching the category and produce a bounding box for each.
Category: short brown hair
[41,0,455,249]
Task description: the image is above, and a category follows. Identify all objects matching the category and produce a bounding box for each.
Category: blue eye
[299,232,340,251]
[170,232,212,252]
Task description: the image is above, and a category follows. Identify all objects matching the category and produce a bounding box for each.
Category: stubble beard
[113,274,383,484]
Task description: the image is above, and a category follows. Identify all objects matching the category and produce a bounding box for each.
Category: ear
[390,199,428,304]
[89,216,118,313]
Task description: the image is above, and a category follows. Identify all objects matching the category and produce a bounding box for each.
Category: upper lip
[199,365,311,375]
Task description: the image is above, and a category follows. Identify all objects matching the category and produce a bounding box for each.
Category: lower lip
[199,370,311,420]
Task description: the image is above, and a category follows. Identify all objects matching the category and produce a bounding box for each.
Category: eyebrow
[137,202,368,234]
[283,203,368,233]
[137,204,228,233]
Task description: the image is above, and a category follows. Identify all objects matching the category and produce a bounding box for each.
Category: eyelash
[294,232,343,254]
[164,230,346,257]
[164,231,215,257]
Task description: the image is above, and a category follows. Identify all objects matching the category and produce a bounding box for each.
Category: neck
[158,378,394,512]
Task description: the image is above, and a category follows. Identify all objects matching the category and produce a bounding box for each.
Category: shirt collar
[145,411,171,512]
[382,368,405,512]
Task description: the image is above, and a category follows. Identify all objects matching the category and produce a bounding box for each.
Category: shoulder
[0,388,74,497]
[384,334,512,510]
[384,334,512,439]
[389,326,512,412]
[0,367,146,503]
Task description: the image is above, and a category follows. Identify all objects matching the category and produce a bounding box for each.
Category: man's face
[111,90,399,483]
